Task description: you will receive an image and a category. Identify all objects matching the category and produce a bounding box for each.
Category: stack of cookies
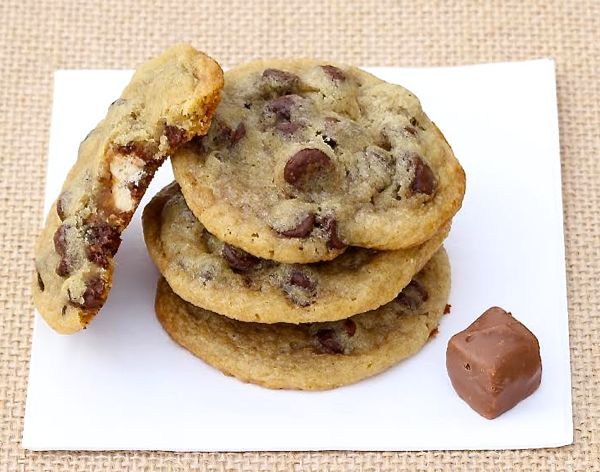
[31,45,465,390]
[143,59,465,390]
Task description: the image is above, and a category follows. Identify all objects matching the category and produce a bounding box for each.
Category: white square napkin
[23,59,572,451]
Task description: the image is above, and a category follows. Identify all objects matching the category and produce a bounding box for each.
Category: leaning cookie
[143,182,449,323]
[172,58,465,263]
[32,44,224,334]
[155,248,450,390]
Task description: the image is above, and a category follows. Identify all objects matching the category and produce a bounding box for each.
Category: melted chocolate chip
[222,244,259,272]
[278,213,315,238]
[213,123,233,146]
[281,269,318,307]
[289,270,316,291]
[213,122,246,148]
[56,192,69,221]
[344,319,357,337]
[315,328,344,354]
[53,224,71,277]
[395,279,429,310]
[231,122,246,145]
[283,148,331,187]
[36,270,45,292]
[276,121,302,135]
[164,125,187,148]
[261,68,300,94]
[68,276,106,310]
[264,94,300,121]
[318,216,346,249]
[85,219,121,268]
[410,155,437,195]
[321,65,346,82]
[114,142,151,161]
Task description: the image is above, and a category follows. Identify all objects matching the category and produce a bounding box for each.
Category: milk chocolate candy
[446,307,542,419]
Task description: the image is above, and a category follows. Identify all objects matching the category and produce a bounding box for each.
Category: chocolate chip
[56,192,69,221]
[428,328,439,339]
[164,125,187,148]
[410,155,437,196]
[68,276,106,310]
[444,304,452,314]
[114,142,151,161]
[231,122,246,145]
[315,328,344,354]
[36,270,45,292]
[276,121,302,135]
[213,122,246,148]
[282,269,317,307]
[283,148,331,187]
[261,69,300,94]
[222,244,259,272]
[61,305,67,316]
[53,224,71,277]
[318,216,346,249]
[56,259,70,277]
[344,319,357,337]
[213,123,233,146]
[410,117,425,130]
[289,270,316,291]
[321,65,346,82]
[85,219,121,268]
[264,94,300,121]
[395,279,429,310]
[321,135,337,149]
[404,126,418,136]
[278,213,315,238]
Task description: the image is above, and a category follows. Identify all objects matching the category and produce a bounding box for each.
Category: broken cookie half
[32,44,224,334]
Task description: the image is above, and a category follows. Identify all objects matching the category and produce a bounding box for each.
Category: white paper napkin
[23,60,572,451]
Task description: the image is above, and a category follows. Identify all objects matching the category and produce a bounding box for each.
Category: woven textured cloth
[1,0,598,470]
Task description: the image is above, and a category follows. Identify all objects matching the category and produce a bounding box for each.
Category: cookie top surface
[172,58,465,263]
[143,182,448,323]
[32,44,224,334]
[155,248,451,390]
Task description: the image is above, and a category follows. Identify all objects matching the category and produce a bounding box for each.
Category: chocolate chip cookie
[32,44,224,334]
[155,248,451,390]
[172,59,465,263]
[143,182,449,323]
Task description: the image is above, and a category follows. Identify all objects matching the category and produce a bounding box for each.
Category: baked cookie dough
[155,248,451,390]
[172,59,465,263]
[33,44,224,334]
[143,182,449,323]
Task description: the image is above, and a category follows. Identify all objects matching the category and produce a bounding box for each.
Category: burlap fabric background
[1,0,598,470]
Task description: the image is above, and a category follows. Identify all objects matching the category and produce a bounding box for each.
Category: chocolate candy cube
[446,307,542,419]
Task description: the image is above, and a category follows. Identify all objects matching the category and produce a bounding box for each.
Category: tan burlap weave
[1,0,598,470]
